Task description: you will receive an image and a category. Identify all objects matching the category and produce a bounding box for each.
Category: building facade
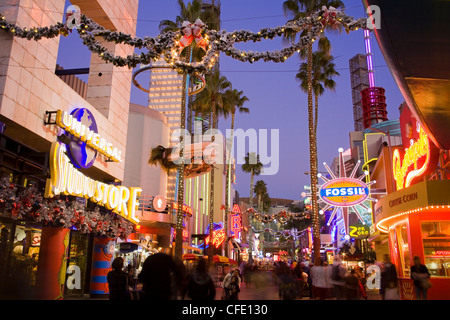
[0,0,140,299]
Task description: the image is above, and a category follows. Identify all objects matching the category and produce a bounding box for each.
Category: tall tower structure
[349,54,370,131]
[147,60,184,201]
[147,0,222,204]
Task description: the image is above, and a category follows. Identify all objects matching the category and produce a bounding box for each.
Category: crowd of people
[106,252,432,301]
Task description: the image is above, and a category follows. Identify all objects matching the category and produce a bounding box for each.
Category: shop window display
[421,221,450,277]
[65,231,89,296]
[0,221,41,298]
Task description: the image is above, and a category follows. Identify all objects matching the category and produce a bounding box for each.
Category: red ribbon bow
[179,19,208,52]
[321,6,339,29]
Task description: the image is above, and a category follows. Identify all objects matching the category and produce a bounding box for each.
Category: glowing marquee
[393,124,430,190]
[313,148,380,235]
[45,141,141,224]
[319,178,369,207]
[55,109,122,163]
[231,214,242,239]
[204,222,226,248]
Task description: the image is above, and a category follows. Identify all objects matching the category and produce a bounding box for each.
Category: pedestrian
[344,269,361,300]
[411,256,431,300]
[278,265,297,300]
[107,257,131,300]
[380,254,399,300]
[293,262,307,298]
[223,268,241,300]
[227,272,241,300]
[126,264,136,291]
[330,255,348,300]
[186,258,216,300]
[138,252,183,300]
[354,266,367,299]
[310,260,329,300]
[323,262,334,299]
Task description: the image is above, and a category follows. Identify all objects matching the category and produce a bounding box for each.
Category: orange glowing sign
[173,202,193,216]
[393,124,431,190]
[205,228,226,248]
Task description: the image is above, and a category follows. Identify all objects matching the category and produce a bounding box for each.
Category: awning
[204,255,229,263]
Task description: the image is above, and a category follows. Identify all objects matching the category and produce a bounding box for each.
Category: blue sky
[57,0,405,200]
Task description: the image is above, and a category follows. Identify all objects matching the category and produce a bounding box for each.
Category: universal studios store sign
[45,108,142,224]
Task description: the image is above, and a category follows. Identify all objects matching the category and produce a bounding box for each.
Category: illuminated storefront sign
[45,141,141,224]
[392,105,439,191]
[231,214,242,239]
[319,178,369,207]
[393,124,431,190]
[205,228,226,248]
[55,109,122,164]
[349,224,370,239]
[231,204,241,214]
[173,202,193,216]
[204,222,226,248]
[153,195,166,212]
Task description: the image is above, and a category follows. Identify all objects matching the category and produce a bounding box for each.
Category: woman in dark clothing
[186,258,216,300]
[411,256,431,300]
[107,257,130,300]
[345,270,360,300]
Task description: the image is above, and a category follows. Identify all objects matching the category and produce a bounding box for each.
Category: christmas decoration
[0,7,367,74]
[0,178,134,238]
[244,208,309,223]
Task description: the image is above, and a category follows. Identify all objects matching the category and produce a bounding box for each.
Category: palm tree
[192,68,231,264]
[296,50,339,138]
[148,145,177,172]
[221,88,249,256]
[282,0,344,264]
[159,0,221,261]
[254,180,268,213]
[242,152,263,263]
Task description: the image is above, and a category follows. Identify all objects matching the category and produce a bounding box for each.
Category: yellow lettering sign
[45,141,140,224]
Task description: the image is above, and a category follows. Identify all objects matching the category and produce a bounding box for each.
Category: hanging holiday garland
[0,6,367,74]
[253,227,307,239]
[0,178,134,238]
[245,208,310,224]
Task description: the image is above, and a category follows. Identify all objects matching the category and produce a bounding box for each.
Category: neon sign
[172,202,193,216]
[205,228,226,248]
[393,124,430,190]
[45,141,141,224]
[231,214,242,239]
[319,178,369,207]
[55,109,122,163]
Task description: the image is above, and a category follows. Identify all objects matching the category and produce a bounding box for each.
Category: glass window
[394,223,410,278]
[421,222,450,278]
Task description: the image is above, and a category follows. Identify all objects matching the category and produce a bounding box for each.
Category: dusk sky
[58,0,405,201]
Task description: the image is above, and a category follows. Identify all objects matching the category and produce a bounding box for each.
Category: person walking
[293,262,307,298]
[344,269,361,300]
[138,252,183,300]
[107,257,131,300]
[380,254,399,300]
[323,262,334,299]
[310,260,328,300]
[223,269,241,300]
[186,258,216,300]
[330,255,348,300]
[411,256,431,300]
[278,264,297,300]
